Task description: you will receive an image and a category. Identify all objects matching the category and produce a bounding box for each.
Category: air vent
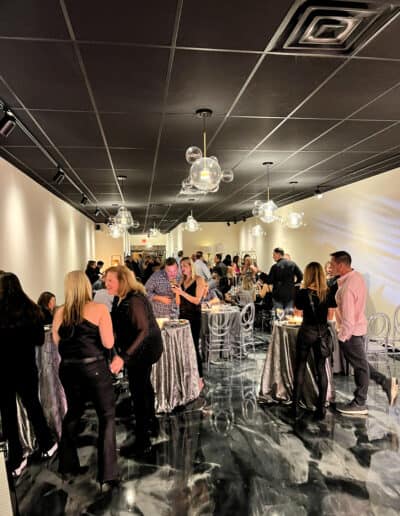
[273,0,400,55]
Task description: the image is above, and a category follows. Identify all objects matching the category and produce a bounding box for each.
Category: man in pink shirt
[330,251,398,415]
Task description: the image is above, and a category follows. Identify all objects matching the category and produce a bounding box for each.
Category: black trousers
[293,326,328,412]
[339,336,386,405]
[188,315,203,378]
[58,360,118,482]
[0,364,54,469]
[126,346,161,447]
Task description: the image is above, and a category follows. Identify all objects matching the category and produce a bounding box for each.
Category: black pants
[126,346,162,447]
[339,336,386,405]
[293,326,328,412]
[0,364,54,469]
[188,315,203,378]
[58,360,118,482]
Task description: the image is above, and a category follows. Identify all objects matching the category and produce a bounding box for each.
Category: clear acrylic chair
[236,303,256,361]
[389,305,400,353]
[206,312,233,370]
[365,312,392,376]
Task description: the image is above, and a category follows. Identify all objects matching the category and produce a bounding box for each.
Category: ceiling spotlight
[80,194,89,206]
[242,217,247,223]
[0,111,16,138]
[52,167,65,185]
[94,207,100,217]
[314,187,323,199]
[227,221,231,226]
[233,218,237,224]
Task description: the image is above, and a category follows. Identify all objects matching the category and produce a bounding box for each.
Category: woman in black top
[85,260,99,285]
[37,291,56,325]
[0,273,56,477]
[173,257,206,386]
[52,271,118,487]
[293,262,335,420]
[106,266,163,456]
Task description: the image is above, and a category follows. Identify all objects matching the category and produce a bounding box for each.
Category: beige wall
[169,222,240,263]
[0,157,95,302]
[238,167,400,317]
[94,224,124,266]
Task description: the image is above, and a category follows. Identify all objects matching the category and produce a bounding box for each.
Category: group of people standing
[291,251,398,420]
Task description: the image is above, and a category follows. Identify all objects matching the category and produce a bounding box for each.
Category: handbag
[308,292,333,358]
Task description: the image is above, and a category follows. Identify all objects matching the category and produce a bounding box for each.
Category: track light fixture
[52,167,65,185]
[227,221,230,226]
[94,207,100,217]
[0,110,16,138]
[80,194,88,206]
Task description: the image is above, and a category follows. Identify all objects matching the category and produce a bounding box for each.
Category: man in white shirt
[330,250,398,415]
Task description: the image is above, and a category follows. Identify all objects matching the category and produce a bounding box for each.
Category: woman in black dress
[0,273,57,477]
[292,262,335,420]
[106,266,163,457]
[172,257,206,388]
[52,271,118,487]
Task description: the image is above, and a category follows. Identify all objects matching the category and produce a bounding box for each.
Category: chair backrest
[367,312,391,343]
[209,312,232,339]
[393,305,400,337]
[240,303,255,331]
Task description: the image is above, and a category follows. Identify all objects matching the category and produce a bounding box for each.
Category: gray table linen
[151,321,200,413]
[259,322,335,410]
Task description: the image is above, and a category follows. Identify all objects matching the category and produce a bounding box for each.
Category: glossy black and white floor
[15,340,400,515]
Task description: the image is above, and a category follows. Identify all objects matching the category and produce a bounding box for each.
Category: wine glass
[276,308,285,322]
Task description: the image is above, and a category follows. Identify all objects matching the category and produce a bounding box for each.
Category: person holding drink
[145,257,180,318]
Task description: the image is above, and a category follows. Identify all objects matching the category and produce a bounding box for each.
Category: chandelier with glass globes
[181,109,234,195]
[183,211,201,232]
[107,175,140,237]
[251,162,305,229]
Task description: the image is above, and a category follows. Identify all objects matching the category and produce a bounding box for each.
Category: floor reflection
[14,347,400,515]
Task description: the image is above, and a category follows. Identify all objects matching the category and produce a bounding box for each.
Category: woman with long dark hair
[37,291,56,325]
[52,271,118,488]
[105,266,163,457]
[292,262,335,420]
[0,273,57,477]
[172,257,205,388]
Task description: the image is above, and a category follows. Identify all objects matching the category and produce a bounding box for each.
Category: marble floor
[13,340,400,516]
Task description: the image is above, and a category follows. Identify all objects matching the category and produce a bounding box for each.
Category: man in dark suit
[268,247,303,310]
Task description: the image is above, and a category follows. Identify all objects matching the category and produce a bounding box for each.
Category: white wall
[238,167,400,317]
[0,157,95,302]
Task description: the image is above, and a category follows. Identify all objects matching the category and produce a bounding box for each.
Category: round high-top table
[151,320,200,413]
[259,322,336,410]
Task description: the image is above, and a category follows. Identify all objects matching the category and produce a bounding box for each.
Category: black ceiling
[1,0,400,233]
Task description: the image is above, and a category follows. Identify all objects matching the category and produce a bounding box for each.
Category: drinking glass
[276,308,285,322]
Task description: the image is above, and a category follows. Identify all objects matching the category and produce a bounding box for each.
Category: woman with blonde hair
[105,265,163,457]
[292,262,336,421]
[172,257,205,384]
[52,271,118,488]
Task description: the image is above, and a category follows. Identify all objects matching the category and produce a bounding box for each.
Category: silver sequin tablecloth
[151,321,200,413]
[259,322,335,409]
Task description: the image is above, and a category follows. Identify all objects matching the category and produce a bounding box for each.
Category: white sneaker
[42,442,58,459]
[12,458,27,478]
